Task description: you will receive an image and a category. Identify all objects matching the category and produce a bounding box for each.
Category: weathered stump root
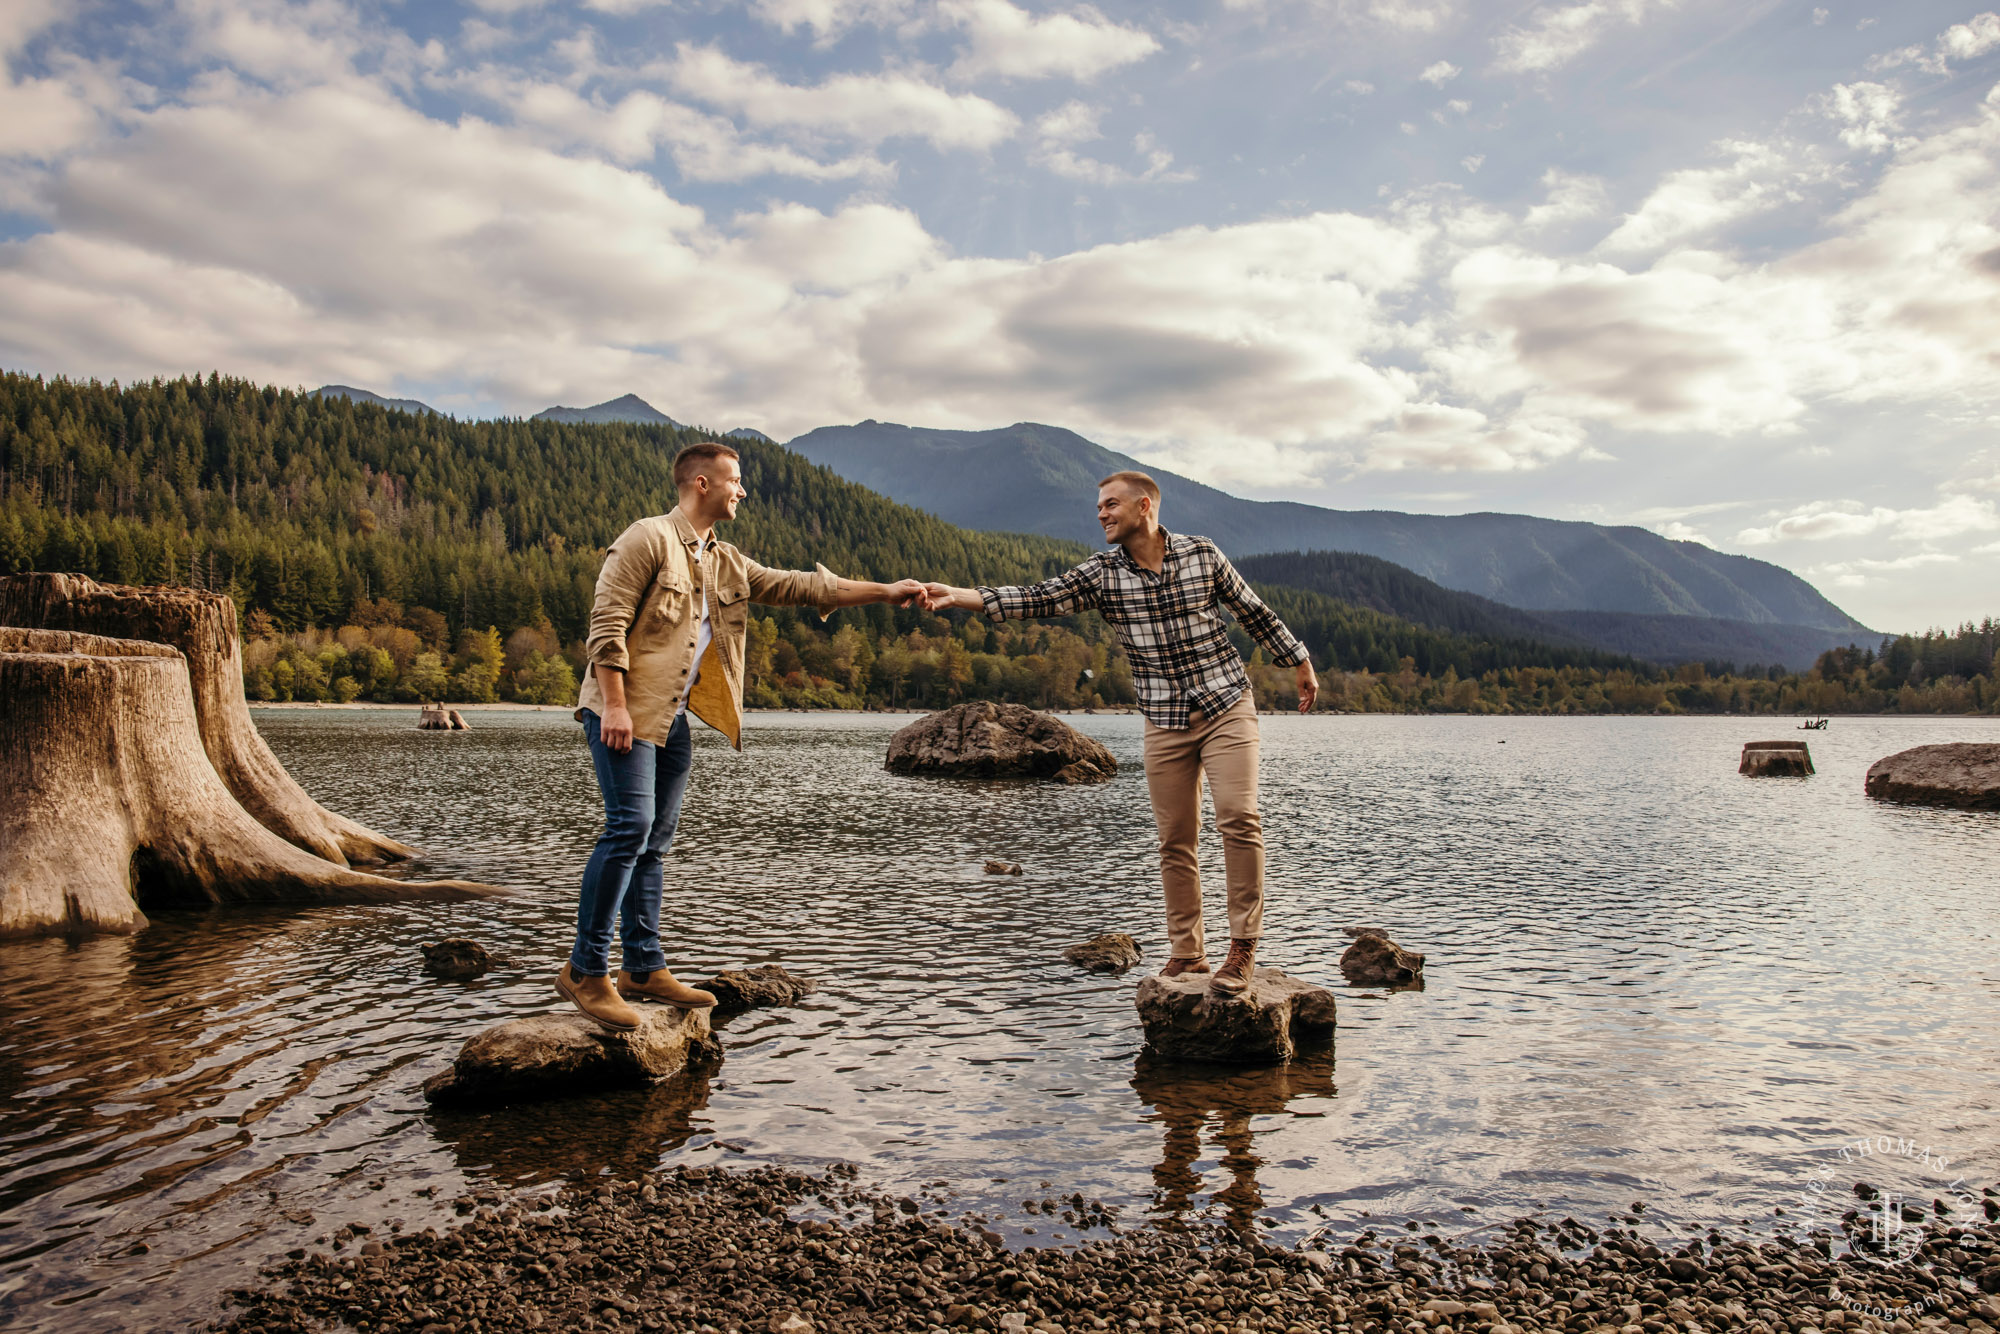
[0,572,413,865]
[0,630,500,938]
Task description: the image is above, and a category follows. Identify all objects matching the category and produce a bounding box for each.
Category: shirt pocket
[713,576,752,625]
[652,567,693,626]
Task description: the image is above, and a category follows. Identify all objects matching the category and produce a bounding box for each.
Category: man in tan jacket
[559,440,924,1031]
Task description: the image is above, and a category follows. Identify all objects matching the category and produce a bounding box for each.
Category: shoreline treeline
[2,370,1994,715]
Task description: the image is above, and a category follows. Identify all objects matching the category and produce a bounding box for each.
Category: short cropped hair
[673,441,740,491]
[1098,470,1161,508]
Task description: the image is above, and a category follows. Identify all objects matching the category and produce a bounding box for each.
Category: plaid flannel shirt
[978,530,1309,730]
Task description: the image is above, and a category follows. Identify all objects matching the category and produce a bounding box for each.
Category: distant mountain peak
[312,384,437,416]
[726,427,774,443]
[532,393,684,428]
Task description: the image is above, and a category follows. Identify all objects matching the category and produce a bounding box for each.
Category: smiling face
[686,455,746,523]
[1096,479,1154,545]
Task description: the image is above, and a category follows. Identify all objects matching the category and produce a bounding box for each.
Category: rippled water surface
[5,709,2000,1331]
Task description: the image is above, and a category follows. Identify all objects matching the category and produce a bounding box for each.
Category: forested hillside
[1,370,1992,716]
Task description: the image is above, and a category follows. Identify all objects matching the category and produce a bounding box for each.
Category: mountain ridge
[532,393,684,427]
[784,419,1869,635]
[311,384,438,416]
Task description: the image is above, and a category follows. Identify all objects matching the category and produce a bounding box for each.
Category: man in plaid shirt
[923,471,1318,997]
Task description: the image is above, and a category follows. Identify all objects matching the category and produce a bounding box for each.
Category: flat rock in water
[1339,929,1424,987]
[423,1005,718,1106]
[983,859,1024,875]
[885,701,1115,783]
[1865,742,2000,810]
[1740,740,1813,776]
[1134,968,1335,1064]
[698,963,815,1014]
[1064,932,1142,973]
[421,938,495,980]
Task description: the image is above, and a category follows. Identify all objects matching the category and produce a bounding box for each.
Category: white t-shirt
[676,535,713,719]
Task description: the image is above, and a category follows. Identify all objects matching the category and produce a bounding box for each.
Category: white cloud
[1737,496,2000,545]
[664,43,1018,151]
[746,0,912,41]
[1460,154,1484,173]
[1493,0,1660,75]
[1818,81,1903,153]
[1418,60,1460,86]
[1809,551,1961,588]
[1031,100,1191,183]
[941,0,1159,82]
[1871,11,2000,74]
[445,71,893,181]
[1523,168,1611,229]
[1597,139,1807,254]
[1344,79,1376,95]
[1812,7,1828,24]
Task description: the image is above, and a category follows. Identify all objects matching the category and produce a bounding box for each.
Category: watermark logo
[1791,1133,1979,1319]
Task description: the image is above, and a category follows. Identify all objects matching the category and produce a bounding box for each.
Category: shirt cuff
[810,562,841,622]
[978,587,1007,623]
[1270,638,1309,669]
[589,641,630,672]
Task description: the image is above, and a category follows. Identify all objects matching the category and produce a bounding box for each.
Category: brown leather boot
[617,968,717,1009]
[556,963,642,1032]
[1208,938,1257,997]
[1159,956,1211,979]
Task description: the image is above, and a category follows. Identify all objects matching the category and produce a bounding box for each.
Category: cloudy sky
[3,0,1999,631]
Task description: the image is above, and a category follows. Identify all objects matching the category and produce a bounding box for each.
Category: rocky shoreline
[214,1166,2000,1334]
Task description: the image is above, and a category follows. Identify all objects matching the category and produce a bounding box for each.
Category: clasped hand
[881,580,973,613]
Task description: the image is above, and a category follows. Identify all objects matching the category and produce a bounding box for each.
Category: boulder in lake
[421,938,495,980]
[1339,928,1424,988]
[1740,740,1813,776]
[698,963,816,1014]
[1864,743,2000,810]
[1134,968,1336,1064]
[423,1004,719,1106]
[1064,932,1142,973]
[885,702,1115,783]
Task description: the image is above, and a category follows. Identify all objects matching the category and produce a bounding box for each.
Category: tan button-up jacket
[576,507,840,749]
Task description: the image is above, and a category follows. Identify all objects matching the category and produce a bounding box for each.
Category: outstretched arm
[923,561,1100,620]
[834,576,926,608]
[1212,548,1319,713]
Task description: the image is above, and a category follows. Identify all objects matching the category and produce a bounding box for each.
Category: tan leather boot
[555,963,642,1032]
[1208,938,1257,997]
[1159,956,1211,979]
[617,968,717,1009]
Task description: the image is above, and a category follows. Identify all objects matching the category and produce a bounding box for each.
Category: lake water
[4,709,1999,1331]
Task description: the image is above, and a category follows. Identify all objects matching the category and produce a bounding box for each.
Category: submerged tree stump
[1740,740,1814,776]
[0,573,413,865]
[0,627,500,938]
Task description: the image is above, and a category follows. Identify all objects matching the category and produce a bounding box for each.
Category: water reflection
[431,1061,720,1185]
[1133,1051,1337,1232]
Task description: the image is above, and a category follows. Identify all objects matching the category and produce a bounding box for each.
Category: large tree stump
[0,572,413,865]
[0,628,500,938]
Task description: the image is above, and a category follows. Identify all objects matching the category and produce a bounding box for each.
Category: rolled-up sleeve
[747,559,842,621]
[585,521,664,672]
[979,560,1101,622]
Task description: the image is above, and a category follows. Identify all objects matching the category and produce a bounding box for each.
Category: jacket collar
[667,506,707,548]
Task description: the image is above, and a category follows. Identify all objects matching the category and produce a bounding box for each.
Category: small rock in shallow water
[1063,933,1142,973]
[884,701,1116,783]
[422,1004,718,1105]
[420,939,494,981]
[984,859,1024,875]
[698,963,816,1014]
[1134,968,1336,1063]
[1338,930,1425,988]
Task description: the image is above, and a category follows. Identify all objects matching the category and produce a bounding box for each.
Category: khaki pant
[1142,693,1264,960]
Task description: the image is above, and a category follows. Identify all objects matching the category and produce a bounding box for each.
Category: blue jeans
[570,709,693,978]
